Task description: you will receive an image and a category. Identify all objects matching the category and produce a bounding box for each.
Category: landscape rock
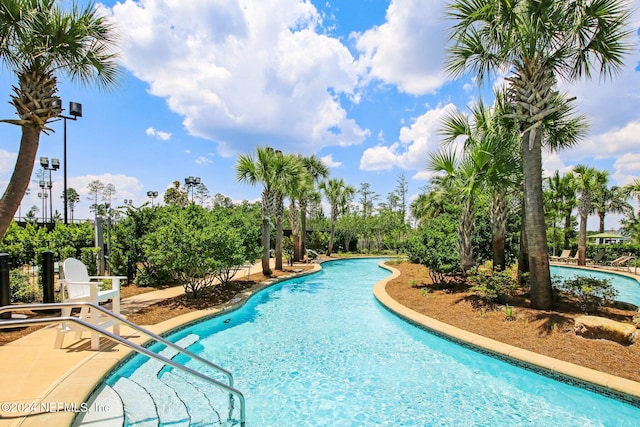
[574,316,636,345]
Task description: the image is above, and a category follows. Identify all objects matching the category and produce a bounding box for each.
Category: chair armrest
[89,276,126,290]
[62,280,100,286]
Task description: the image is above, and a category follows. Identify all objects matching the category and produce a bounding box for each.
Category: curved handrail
[0,304,246,426]
[0,302,234,387]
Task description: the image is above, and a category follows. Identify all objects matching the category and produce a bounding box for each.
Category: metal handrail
[0,303,246,426]
[1,302,235,387]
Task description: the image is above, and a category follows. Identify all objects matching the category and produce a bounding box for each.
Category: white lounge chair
[550,249,571,262]
[54,258,126,350]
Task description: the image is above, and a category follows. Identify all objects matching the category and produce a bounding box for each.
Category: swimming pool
[103,258,640,426]
[550,265,640,306]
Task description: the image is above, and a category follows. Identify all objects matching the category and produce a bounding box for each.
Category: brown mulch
[386,261,640,383]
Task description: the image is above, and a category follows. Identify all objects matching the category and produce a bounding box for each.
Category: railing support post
[42,250,55,304]
[0,253,10,319]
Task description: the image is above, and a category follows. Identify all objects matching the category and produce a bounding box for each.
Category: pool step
[111,376,159,426]
[122,335,201,426]
[162,370,226,426]
[72,384,124,427]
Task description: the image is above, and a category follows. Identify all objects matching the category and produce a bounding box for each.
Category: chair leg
[75,307,90,340]
[89,307,100,350]
[111,298,121,336]
[54,307,72,349]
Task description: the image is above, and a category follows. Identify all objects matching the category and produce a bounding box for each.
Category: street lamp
[146,191,158,207]
[40,157,59,225]
[52,99,82,225]
[184,177,200,203]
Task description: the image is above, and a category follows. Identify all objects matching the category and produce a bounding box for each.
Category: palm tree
[622,179,640,216]
[319,178,355,256]
[0,0,120,239]
[236,147,300,275]
[446,0,631,308]
[554,172,579,250]
[439,94,521,271]
[574,165,609,266]
[291,155,329,261]
[428,147,488,272]
[593,185,631,233]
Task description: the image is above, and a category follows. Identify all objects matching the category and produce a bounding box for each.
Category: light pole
[40,157,60,226]
[38,186,47,223]
[146,191,158,207]
[184,176,200,203]
[52,100,82,225]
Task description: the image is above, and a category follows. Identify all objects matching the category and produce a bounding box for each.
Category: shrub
[553,275,618,313]
[467,267,518,303]
[405,215,459,284]
[10,269,38,303]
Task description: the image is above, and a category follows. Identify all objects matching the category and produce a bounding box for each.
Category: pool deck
[1,259,639,426]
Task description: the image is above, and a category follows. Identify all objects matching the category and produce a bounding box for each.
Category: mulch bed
[385,261,640,383]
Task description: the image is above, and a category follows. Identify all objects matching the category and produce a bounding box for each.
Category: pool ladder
[0,302,247,426]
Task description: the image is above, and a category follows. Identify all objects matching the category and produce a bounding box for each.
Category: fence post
[0,253,10,318]
[42,250,55,304]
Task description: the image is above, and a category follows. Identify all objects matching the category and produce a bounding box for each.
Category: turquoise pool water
[550,265,640,306]
[108,258,640,426]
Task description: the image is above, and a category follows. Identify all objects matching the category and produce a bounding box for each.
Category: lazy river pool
[102,258,640,426]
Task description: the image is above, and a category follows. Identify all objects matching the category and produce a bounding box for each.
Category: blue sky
[0,0,639,229]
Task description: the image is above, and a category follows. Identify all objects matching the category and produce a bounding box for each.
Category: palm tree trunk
[522,129,553,309]
[0,125,40,238]
[261,218,271,276]
[491,193,508,271]
[275,193,284,271]
[289,199,300,262]
[599,214,605,234]
[300,201,308,260]
[328,209,336,256]
[578,213,588,266]
[518,195,529,285]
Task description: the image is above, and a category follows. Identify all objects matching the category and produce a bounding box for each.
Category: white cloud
[145,127,172,140]
[195,156,213,166]
[320,154,341,168]
[612,152,640,186]
[354,0,448,95]
[360,103,457,171]
[542,151,572,177]
[570,121,640,161]
[109,0,368,156]
[360,144,399,171]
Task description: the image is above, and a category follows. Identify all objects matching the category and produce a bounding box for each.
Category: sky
[0,0,639,230]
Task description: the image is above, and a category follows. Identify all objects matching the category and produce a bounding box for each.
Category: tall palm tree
[0,0,120,239]
[555,172,579,250]
[446,0,631,308]
[319,178,355,256]
[593,185,631,233]
[291,155,329,261]
[439,93,521,271]
[236,147,300,275]
[574,165,609,266]
[428,147,487,272]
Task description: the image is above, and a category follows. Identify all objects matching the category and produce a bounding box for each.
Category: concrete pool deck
[1,260,639,426]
